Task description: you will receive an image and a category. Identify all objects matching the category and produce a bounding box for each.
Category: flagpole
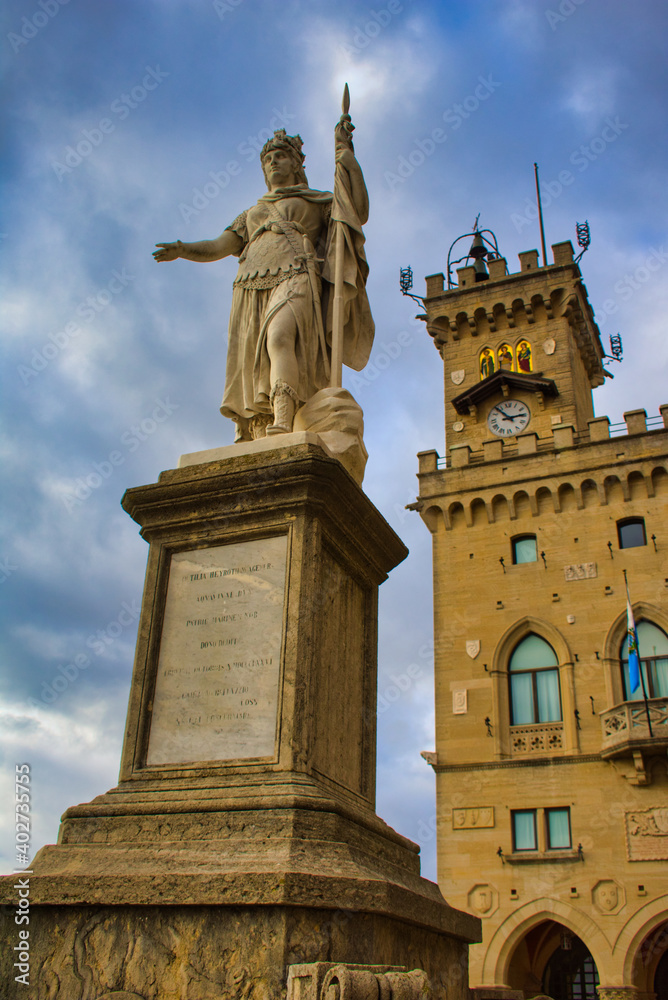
[624,569,653,737]
[330,83,351,389]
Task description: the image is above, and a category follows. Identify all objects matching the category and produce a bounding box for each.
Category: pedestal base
[1,900,470,1000]
[1,443,480,998]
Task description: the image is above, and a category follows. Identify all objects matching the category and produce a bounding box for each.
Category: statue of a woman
[153,114,374,444]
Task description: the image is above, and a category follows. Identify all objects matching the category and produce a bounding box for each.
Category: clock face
[487,399,531,437]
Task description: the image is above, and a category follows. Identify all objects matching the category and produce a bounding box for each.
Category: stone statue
[153,91,374,458]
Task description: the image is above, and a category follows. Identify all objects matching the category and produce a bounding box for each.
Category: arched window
[509,634,562,725]
[621,621,668,700]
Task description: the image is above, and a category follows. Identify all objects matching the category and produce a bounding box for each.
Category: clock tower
[424,239,607,464]
[413,234,668,998]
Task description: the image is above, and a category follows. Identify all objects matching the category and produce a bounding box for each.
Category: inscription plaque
[146,534,288,765]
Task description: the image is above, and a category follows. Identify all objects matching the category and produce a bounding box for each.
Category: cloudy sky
[2,0,667,882]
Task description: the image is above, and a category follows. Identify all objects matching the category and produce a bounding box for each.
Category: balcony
[600,698,668,758]
[510,722,563,757]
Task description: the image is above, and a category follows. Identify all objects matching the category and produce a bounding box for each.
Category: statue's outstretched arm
[153,230,243,263]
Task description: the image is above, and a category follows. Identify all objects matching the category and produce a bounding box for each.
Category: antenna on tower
[574,220,591,263]
[534,163,548,267]
[607,333,623,363]
[399,265,424,306]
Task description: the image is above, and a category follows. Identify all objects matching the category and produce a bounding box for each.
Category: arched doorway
[635,922,668,999]
[505,920,599,999]
[542,932,599,1000]
[655,950,668,1000]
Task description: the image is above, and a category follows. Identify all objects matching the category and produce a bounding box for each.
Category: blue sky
[2,0,667,882]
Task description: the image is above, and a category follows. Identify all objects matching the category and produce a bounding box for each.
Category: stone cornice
[432,754,602,773]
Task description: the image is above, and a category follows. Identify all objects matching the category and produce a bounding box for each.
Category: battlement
[418,405,668,475]
[425,240,577,298]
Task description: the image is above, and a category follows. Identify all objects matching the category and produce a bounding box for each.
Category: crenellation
[518,250,539,272]
[419,454,668,532]
[624,408,648,435]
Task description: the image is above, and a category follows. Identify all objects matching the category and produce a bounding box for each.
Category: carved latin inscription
[146,535,288,765]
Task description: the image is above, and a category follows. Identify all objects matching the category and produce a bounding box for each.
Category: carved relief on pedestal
[467,883,499,918]
[287,964,429,1000]
[626,808,668,860]
[591,879,625,915]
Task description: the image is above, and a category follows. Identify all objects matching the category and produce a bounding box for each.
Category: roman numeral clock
[487,399,531,438]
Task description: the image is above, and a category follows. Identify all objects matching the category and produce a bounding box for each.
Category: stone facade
[415,241,668,996]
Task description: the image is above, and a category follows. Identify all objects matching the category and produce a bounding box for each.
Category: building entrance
[541,932,599,1000]
[505,920,599,999]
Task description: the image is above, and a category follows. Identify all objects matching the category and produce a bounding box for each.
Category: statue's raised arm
[151,88,374,481]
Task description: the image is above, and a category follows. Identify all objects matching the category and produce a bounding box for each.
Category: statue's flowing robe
[220,176,374,426]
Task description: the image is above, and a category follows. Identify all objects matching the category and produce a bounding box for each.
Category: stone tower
[413,238,668,997]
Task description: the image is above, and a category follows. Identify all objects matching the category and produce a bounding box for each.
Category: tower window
[512,810,537,851]
[546,808,571,849]
[617,517,646,549]
[512,534,537,564]
[620,620,668,700]
[509,634,562,725]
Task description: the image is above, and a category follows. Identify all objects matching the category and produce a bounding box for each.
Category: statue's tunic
[220,181,374,428]
[220,190,332,425]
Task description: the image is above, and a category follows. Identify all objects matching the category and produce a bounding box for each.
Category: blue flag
[626,591,641,694]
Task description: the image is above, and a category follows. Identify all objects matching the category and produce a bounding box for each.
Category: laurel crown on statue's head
[260,130,308,189]
[260,129,305,163]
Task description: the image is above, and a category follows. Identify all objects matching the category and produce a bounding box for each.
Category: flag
[626,588,641,694]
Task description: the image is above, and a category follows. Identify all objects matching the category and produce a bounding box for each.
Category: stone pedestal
[1,441,479,999]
